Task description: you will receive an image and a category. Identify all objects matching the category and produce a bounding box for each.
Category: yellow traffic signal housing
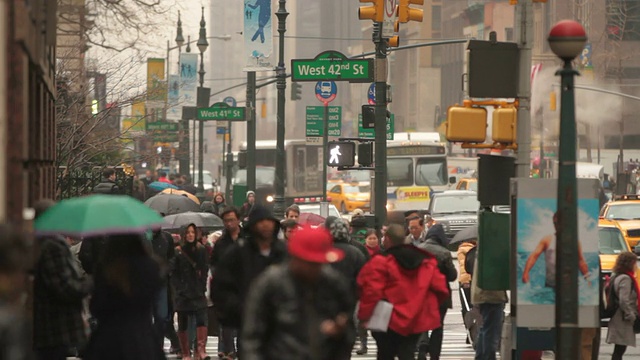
[549,91,557,111]
[446,106,487,143]
[492,107,517,144]
[388,20,400,47]
[359,0,384,22]
[398,0,424,23]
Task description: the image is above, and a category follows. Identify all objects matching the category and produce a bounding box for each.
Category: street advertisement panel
[243,0,273,71]
[167,74,180,120]
[515,178,600,328]
[179,53,198,106]
[146,58,166,101]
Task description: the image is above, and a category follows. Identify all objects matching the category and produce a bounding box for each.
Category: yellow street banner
[130,100,146,132]
[121,117,145,133]
[147,58,166,101]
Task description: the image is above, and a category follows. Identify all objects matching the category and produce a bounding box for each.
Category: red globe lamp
[547,20,587,62]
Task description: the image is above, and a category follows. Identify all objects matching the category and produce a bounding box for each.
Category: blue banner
[179,53,198,106]
[167,74,181,120]
[244,0,273,71]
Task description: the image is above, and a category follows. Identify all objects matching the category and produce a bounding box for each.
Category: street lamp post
[196,7,209,195]
[273,0,289,219]
[548,19,587,359]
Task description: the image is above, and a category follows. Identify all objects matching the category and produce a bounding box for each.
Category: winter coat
[151,231,175,278]
[366,245,381,258]
[606,274,638,347]
[210,229,239,269]
[92,178,120,195]
[83,256,164,360]
[79,236,110,275]
[171,240,209,312]
[242,264,355,360]
[211,205,288,328]
[328,219,368,298]
[457,241,475,285]
[357,245,450,336]
[418,224,458,308]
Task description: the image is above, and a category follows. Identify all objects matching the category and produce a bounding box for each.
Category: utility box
[478,154,515,206]
[467,38,519,98]
[477,210,510,291]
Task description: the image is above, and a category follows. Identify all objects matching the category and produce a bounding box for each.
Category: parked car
[427,190,479,239]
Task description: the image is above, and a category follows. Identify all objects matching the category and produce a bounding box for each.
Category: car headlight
[266,195,274,203]
[386,203,395,211]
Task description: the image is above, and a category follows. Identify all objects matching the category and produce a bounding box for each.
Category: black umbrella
[144,194,200,216]
[450,224,478,245]
[162,211,223,231]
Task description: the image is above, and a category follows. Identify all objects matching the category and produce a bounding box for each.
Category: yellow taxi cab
[456,178,477,192]
[600,194,640,248]
[326,182,371,214]
[599,219,640,284]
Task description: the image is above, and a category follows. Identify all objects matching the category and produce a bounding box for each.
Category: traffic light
[398,0,424,23]
[549,91,557,111]
[358,0,384,22]
[445,106,487,143]
[388,21,400,47]
[362,105,375,129]
[358,142,374,166]
[492,107,517,144]
[327,141,356,167]
[290,82,302,101]
[261,102,267,118]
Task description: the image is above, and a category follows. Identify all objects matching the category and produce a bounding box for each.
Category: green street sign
[152,133,179,143]
[306,106,341,137]
[358,114,394,140]
[291,51,373,83]
[197,102,246,121]
[146,121,179,132]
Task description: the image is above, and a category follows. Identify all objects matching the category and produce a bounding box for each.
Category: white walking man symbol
[329,145,342,164]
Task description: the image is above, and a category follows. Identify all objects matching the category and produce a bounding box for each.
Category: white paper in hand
[367,301,393,332]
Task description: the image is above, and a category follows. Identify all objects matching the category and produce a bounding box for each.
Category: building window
[607,0,640,41]
[432,6,441,32]
[505,27,514,41]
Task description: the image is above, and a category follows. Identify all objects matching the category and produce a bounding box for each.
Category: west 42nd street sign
[291,51,373,83]
[197,102,246,121]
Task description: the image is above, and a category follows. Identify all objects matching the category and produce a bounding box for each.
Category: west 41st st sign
[291,51,373,83]
[197,102,246,121]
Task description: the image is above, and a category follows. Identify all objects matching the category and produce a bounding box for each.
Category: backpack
[465,246,477,277]
[601,273,625,319]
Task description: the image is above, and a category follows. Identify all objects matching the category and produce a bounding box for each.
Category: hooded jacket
[357,245,449,336]
[326,216,370,259]
[211,205,288,327]
[171,224,209,312]
[457,241,476,285]
[240,191,256,220]
[328,219,367,298]
[418,224,458,308]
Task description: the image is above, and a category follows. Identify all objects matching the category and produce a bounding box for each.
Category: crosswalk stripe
[163,331,478,360]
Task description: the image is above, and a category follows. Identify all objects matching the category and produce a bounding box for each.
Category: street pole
[225,121,233,198]
[548,19,587,359]
[246,71,257,193]
[192,119,196,182]
[555,57,580,360]
[221,125,227,184]
[274,0,288,219]
[515,0,533,178]
[196,6,209,196]
[373,23,388,229]
[322,102,329,202]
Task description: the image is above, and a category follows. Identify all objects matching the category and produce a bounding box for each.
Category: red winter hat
[288,226,345,264]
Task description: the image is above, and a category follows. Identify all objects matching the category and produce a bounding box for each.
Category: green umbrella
[35,194,165,237]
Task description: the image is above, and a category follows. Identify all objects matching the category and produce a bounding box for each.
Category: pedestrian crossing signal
[327,141,355,167]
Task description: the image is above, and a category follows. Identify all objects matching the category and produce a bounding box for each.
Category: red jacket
[366,245,380,258]
[357,245,449,336]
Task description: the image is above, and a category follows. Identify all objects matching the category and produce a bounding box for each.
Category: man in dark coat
[242,227,355,360]
[33,200,92,360]
[92,168,120,195]
[150,230,178,354]
[212,204,287,356]
[417,223,458,360]
[325,216,369,260]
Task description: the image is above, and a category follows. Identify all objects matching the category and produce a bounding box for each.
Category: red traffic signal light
[398,0,424,23]
[358,0,384,22]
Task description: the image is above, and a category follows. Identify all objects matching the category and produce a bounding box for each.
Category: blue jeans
[218,326,237,354]
[153,286,169,345]
[474,303,505,360]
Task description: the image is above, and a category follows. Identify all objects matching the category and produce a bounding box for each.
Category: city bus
[236,139,324,206]
[385,132,454,213]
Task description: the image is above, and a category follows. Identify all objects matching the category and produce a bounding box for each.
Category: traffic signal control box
[445,106,487,143]
[491,107,517,144]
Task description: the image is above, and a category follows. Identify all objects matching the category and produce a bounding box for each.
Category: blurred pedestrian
[280,219,298,244]
[356,228,380,355]
[327,216,368,259]
[92,168,120,195]
[240,191,256,221]
[242,226,354,360]
[82,234,165,360]
[151,230,178,355]
[358,224,449,360]
[172,224,210,360]
[285,205,300,222]
[33,199,92,360]
[212,205,287,357]
[606,251,639,360]
[417,223,458,360]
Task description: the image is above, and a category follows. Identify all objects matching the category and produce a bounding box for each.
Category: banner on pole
[179,53,198,106]
[243,0,273,71]
[146,58,166,101]
[167,74,181,120]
